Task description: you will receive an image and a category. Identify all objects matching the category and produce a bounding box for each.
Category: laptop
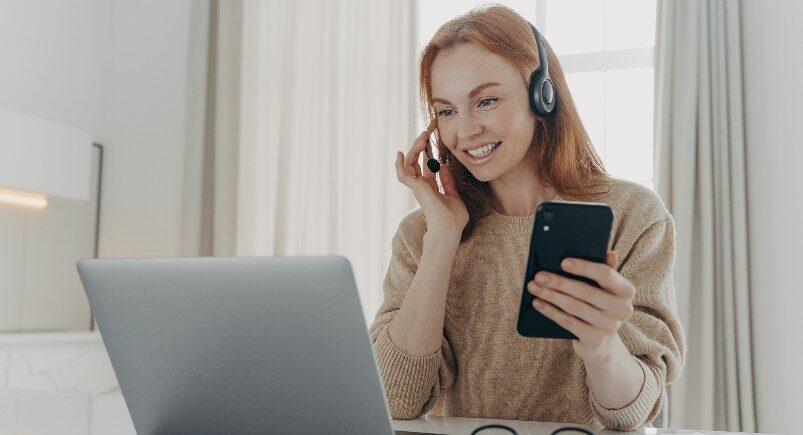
[77,256,433,434]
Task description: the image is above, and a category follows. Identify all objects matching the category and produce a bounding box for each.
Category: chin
[461,145,512,182]
[466,165,502,183]
[471,171,496,182]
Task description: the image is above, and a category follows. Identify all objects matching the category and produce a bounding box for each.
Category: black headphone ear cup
[529,69,547,117]
[541,79,555,106]
[529,70,556,118]
[528,22,557,118]
[529,69,538,113]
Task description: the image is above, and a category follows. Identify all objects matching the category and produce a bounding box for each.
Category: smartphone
[516,200,614,339]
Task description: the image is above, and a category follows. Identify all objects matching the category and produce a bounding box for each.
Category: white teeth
[468,142,499,158]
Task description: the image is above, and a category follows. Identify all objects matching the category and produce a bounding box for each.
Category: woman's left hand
[527,250,635,361]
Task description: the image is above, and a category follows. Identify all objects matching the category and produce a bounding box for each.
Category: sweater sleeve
[588,217,687,430]
[368,217,457,420]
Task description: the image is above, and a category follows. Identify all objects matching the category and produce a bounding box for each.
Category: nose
[456,112,482,144]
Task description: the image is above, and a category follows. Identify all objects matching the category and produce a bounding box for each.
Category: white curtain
[654,0,756,431]
[183,0,420,322]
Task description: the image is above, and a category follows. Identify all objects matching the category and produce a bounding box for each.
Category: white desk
[0,388,772,435]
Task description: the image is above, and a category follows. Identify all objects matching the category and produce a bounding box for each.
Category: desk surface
[0,388,771,435]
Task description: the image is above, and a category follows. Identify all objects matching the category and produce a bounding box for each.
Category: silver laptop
[77,256,427,434]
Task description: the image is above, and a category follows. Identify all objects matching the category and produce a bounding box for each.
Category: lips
[466,141,501,156]
[462,141,501,153]
[464,141,501,165]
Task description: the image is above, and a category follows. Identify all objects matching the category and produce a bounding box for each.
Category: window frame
[540,0,656,189]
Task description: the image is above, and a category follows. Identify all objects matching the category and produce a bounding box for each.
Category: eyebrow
[431,82,501,105]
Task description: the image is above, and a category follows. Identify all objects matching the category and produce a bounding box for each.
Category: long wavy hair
[419,4,610,243]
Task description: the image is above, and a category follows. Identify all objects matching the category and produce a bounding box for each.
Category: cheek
[495,111,518,134]
[495,107,534,141]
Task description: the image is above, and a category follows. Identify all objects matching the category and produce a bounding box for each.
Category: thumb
[605,250,618,269]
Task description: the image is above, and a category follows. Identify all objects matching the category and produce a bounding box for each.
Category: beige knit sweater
[369,178,686,431]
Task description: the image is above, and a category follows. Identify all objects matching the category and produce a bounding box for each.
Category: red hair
[419,4,610,243]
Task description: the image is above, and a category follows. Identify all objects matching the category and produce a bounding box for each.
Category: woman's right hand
[395,128,469,239]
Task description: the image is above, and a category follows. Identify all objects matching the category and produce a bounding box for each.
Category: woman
[369,4,685,431]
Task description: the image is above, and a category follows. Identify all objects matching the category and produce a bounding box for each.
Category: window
[416,0,658,191]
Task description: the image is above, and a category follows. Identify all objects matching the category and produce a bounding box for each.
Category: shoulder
[591,177,674,250]
[398,207,427,232]
[593,177,671,223]
[393,207,428,259]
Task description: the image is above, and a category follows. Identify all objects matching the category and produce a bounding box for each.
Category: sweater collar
[480,194,564,236]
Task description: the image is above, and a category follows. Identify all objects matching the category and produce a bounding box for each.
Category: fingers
[605,251,618,269]
[560,257,635,298]
[405,130,430,177]
[397,123,457,198]
[395,150,428,191]
[529,281,620,332]
[531,298,598,342]
[530,271,616,312]
[395,151,418,186]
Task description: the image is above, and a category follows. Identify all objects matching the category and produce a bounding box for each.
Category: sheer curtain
[654,0,756,431]
[183,0,420,321]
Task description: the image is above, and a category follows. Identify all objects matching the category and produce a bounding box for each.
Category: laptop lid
[77,256,395,434]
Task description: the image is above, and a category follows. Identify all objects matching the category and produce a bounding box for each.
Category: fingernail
[530,283,543,295]
[533,299,544,309]
[535,273,549,285]
[563,259,574,268]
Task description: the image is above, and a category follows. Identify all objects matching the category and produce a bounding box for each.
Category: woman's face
[431,42,537,182]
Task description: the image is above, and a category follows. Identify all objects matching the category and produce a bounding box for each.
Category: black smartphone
[516,200,614,339]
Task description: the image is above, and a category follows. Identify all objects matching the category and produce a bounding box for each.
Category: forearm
[388,231,460,356]
[582,333,644,409]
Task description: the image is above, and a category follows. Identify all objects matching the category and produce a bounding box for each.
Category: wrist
[579,334,620,368]
[423,230,462,248]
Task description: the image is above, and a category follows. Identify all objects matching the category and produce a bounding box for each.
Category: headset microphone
[424,118,441,173]
[426,151,441,173]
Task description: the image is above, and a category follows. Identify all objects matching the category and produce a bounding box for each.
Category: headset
[527,22,557,117]
[425,21,556,174]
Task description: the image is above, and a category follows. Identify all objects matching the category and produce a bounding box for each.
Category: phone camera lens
[544,211,554,221]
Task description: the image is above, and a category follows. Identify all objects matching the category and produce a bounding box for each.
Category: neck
[489,157,556,216]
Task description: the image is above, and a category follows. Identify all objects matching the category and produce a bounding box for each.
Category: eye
[437,108,454,117]
[478,97,498,107]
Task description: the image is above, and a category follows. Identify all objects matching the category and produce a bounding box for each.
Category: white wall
[100,0,207,259]
[0,0,109,331]
[0,0,109,135]
[0,0,207,330]
[742,1,803,434]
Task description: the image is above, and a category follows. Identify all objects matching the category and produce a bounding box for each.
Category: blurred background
[0,1,800,434]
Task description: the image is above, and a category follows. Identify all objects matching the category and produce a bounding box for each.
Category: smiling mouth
[465,141,501,160]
